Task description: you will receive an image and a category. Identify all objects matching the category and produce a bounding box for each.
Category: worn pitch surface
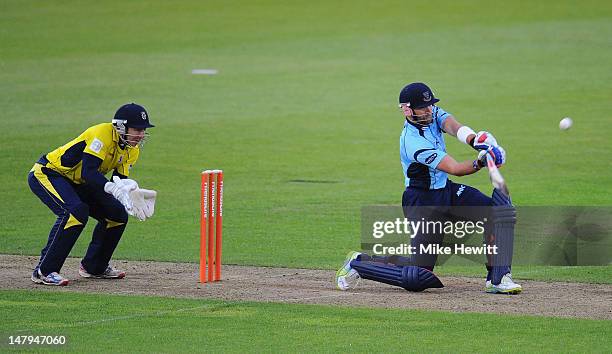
[3,255,610,320]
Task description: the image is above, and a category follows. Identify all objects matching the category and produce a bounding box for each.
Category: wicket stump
[200,169,223,282]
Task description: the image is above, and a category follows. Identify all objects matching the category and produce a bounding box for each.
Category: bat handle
[486,154,509,196]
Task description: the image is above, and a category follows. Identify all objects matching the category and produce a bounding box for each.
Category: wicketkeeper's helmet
[112,103,154,146]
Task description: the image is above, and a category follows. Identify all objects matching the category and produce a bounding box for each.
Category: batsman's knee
[400,266,444,292]
[350,260,444,292]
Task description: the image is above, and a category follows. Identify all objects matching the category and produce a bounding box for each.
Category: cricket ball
[559,117,573,130]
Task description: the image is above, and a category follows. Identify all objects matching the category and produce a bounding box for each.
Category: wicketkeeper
[336,82,521,294]
[28,103,157,286]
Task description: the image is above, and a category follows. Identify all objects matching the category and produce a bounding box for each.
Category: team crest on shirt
[90,138,103,153]
[423,91,431,102]
[118,156,123,163]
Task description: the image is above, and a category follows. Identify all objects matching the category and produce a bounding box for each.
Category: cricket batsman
[28,103,157,286]
[336,82,522,294]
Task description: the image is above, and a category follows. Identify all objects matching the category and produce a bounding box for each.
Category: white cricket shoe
[485,273,522,294]
[79,263,126,279]
[31,269,69,286]
[335,251,361,290]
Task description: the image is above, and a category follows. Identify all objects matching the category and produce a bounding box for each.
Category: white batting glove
[472,131,499,150]
[104,176,139,213]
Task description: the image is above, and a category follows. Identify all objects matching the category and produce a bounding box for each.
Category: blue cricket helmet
[113,103,155,129]
[399,82,440,108]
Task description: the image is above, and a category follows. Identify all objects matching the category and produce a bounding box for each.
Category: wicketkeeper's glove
[104,176,138,214]
[129,188,157,221]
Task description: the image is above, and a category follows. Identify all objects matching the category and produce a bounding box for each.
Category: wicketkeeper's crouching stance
[28,103,157,286]
[336,83,521,294]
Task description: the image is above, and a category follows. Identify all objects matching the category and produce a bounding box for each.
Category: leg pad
[351,260,444,292]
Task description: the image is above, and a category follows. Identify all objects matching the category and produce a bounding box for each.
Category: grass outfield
[1,0,611,284]
[1,290,610,352]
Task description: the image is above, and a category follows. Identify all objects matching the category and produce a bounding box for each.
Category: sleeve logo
[90,138,103,153]
[425,153,438,164]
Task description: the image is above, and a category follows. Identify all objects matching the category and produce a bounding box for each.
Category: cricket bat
[486,154,509,196]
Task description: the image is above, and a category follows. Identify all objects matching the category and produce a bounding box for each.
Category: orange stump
[200,170,223,282]
[215,171,223,281]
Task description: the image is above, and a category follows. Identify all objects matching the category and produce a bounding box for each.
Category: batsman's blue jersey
[400,106,451,189]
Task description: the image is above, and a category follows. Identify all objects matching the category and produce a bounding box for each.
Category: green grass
[2,3,610,352]
[1,1,611,279]
[1,290,610,353]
